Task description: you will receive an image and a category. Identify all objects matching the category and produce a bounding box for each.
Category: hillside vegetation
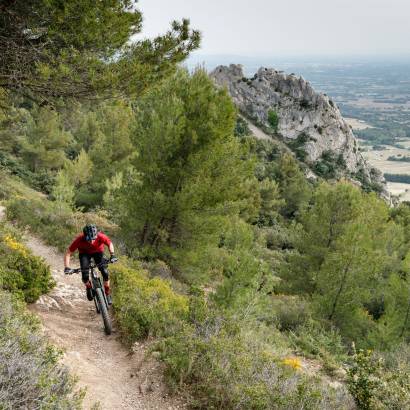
[2,69,410,408]
[0,221,83,408]
[1,2,410,409]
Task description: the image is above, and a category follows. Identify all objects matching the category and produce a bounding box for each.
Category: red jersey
[69,232,111,254]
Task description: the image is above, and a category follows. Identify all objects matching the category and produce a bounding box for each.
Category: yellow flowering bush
[111,260,188,343]
[282,356,302,371]
[0,232,54,302]
[4,234,28,257]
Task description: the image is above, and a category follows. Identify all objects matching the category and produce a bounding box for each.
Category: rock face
[211,64,376,179]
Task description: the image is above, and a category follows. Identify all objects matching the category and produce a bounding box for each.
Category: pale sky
[137,0,410,57]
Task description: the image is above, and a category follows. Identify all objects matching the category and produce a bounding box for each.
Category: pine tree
[21,108,71,172]
[282,182,404,344]
[1,0,200,103]
[111,69,259,267]
[51,170,75,209]
[274,153,312,218]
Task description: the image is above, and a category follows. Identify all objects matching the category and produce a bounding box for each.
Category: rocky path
[0,206,185,410]
[244,118,271,141]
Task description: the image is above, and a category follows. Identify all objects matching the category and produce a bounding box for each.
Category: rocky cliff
[211,64,385,190]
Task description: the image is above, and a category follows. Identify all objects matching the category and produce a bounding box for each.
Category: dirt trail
[0,206,185,410]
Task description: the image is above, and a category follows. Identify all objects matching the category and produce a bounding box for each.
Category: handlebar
[68,258,117,274]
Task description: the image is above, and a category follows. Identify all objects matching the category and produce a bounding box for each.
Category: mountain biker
[64,224,117,305]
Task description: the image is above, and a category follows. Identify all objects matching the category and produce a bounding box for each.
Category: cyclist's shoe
[104,283,112,305]
[85,281,93,301]
[86,287,94,301]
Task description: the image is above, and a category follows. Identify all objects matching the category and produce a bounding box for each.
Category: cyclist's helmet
[83,224,98,242]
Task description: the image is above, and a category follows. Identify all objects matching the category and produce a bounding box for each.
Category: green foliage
[387,155,410,162]
[6,194,116,252]
[313,150,346,179]
[287,133,310,161]
[110,69,259,268]
[111,260,189,343]
[78,101,136,208]
[269,296,312,331]
[274,153,312,218]
[51,169,76,208]
[379,274,410,343]
[0,229,54,302]
[21,107,72,173]
[346,347,410,409]
[384,173,410,183]
[354,167,384,194]
[356,126,409,147]
[0,290,83,409]
[158,301,353,410]
[289,320,348,372]
[267,109,279,131]
[347,348,382,410]
[1,0,200,103]
[234,116,251,137]
[282,182,405,346]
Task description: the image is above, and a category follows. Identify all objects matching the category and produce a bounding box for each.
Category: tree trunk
[140,222,149,246]
[400,292,410,338]
[328,259,352,321]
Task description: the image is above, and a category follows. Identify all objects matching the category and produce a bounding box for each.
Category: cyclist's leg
[79,253,93,301]
[79,253,91,284]
[92,252,110,295]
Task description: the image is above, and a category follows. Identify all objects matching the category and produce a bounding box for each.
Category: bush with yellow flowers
[0,230,54,302]
[111,259,189,343]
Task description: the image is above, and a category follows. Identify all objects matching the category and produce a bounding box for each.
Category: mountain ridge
[211,64,386,193]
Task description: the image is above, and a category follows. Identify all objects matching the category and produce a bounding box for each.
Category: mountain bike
[70,259,116,335]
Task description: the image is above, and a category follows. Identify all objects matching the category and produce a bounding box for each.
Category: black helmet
[83,224,98,241]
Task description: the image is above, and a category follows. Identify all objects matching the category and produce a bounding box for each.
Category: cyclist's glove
[64,267,73,275]
[109,254,118,263]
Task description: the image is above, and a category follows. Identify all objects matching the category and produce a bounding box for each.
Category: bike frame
[71,259,114,334]
[72,260,111,310]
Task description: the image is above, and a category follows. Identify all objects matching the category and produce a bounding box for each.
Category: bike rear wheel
[96,287,112,335]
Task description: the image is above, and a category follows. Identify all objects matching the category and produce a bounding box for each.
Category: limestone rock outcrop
[211,64,379,183]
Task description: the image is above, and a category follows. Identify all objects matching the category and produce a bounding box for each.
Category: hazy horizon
[186,52,410,64]
[138,0,410,57]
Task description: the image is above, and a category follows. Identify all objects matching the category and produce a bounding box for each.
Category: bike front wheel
[95,287,112,335]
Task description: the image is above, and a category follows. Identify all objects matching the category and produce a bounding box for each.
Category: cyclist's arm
[64,249,72,268]
[108,242,115,255]
[100,232,114,255]
[65,236,80,267]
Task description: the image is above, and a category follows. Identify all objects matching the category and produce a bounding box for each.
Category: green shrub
[267,109,279,132]
[384,173,410,184]
[0,291,83,408]
[158,306,353,409]
[111,260,188,343]
[6,196,117,251]
[287,133,310,161]
[313,151,346,179]
[289,320,347,373]
[0,152,55,193]
[269,296,311,331]
[234,116,251,137]
[0,230,54,302]
[347,348,382,410]
[347,347,410,409]
[300,99,312,109]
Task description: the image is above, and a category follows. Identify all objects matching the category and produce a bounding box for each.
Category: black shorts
[79,252,109,283]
